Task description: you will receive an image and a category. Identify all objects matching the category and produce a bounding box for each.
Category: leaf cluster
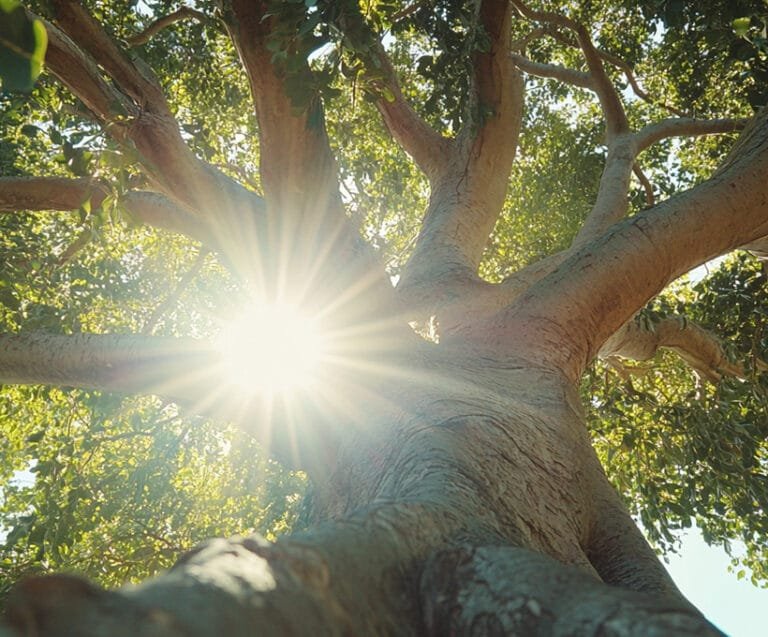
[586,255,768,584]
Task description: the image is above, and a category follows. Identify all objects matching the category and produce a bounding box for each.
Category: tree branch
[0,177,220,246]
[540,26,690,118]
[221,1,398,322]
[594,46,690,118]
[390,1,426,23]
[39,16,134,125]
[0,331,319,468]
[54,228,92,269]
[50,0,168,114]
[142,249,210,334]
[422,546,716,634]
[224,1,341,217]
[570,134,637,248]
[633,162,655,207]
[39,6,258,226]
[635,117,747,154]
[742,235,768,266]
[510,53,595,90]
[599,317,748,383]
[0,332,215,403]
[398,0,523,307]
[508,0,635,248]
[373,44,454,180]
[568,117,742,248]
[120,191,214,245]
[513,63,743,249]
[492,108,768,380]
[0,176,108,212]
[127,7,210,47]
[509,0,628,140]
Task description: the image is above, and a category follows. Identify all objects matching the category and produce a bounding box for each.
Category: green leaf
[733,17,751,38]
[0,3,48,92]
[380,85,395,103]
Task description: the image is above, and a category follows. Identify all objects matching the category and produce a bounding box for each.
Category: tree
[1,0,767,634]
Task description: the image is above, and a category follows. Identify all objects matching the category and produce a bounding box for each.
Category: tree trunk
[3,344,722,636]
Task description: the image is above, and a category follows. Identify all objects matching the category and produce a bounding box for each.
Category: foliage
[0,386,305,599]
[586,255,768,585]
[633,0,768,109]
[0,0,47,92]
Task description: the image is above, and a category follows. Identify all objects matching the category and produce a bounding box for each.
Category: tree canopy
[1,0,768,632]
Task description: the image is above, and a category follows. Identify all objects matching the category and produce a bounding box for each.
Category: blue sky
[667,531,766,636]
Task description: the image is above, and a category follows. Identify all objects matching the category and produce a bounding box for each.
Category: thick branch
[50,0,168,113]
[0,178,219,246]
[373,45,455,179]
[421,545,720,635]
[398,0,523,305]
[0,176,107,212]
[221,1,397,321]
[0,332,214,403]
[120,191,214,244]
[224,1,341,217]
[2,497,456,637]
[570,134,637,248]
[512,73,743,248]
[40,17,134,124]
[0,330,332,469]
[462,0,523,224]
[743,235,768,265]
[572,118,745,248]
[489,109,768,380]
[41,15,253,217]
[127,7,209,47]
[599,317,747,382]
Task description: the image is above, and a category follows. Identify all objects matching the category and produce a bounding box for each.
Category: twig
[632,162,655,207]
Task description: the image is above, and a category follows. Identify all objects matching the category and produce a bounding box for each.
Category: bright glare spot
[217,303,326,394]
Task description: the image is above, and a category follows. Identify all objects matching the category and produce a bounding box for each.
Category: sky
[667,531,767,636]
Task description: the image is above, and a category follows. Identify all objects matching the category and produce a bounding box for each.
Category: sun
[216,303,327,395]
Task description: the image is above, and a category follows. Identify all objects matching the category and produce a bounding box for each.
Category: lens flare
[216,303,326,395]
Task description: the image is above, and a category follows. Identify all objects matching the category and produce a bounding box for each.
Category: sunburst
[216,302,327,396]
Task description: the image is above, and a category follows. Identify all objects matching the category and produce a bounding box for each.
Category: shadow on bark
[421,545,725,636]
[2,534,725,636]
